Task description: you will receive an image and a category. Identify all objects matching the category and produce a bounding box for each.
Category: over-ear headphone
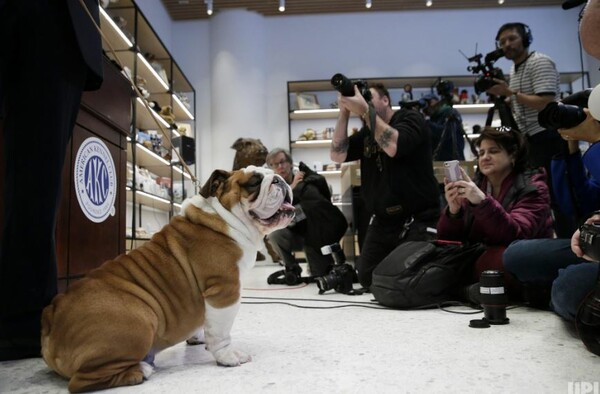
[496,22,533,48]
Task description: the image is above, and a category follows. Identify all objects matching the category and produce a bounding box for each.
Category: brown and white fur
[41,166,294,393]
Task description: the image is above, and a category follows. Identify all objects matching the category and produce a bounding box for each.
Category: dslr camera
[314,243,356,295]
[580,222,600,262]
[331,73,373,102]
[466,48,506,94]
[538,89,593,129]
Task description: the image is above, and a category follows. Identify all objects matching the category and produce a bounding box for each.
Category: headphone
[496,23,533,48]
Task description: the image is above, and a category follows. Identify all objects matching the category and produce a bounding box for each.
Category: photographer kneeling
[266,148,348,282]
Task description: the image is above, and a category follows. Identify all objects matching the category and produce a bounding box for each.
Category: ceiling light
[205,0,213,15]
[366,0,372,9]
[279,0,285,12]
[498,0,505,3]
[426,0,433,6]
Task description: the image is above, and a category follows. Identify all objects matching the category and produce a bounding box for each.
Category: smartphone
[443,160,463,182]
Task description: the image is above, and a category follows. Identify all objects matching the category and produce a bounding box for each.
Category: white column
[209,9,267,172]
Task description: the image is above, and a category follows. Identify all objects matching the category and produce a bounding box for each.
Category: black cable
[241,301,388,310]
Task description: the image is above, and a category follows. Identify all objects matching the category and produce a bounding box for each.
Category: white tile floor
[1,260,599,394]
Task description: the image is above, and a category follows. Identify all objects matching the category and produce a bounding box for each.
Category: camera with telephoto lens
[331,73,373,102]
[538,89,593,129]
[479,270,510,325]
[579,223,600,262]
[466,48,506,94]
[315,243,355,295]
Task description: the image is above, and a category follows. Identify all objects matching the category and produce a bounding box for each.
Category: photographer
[486,22,572,237]
[502,0,600,356]
[266,148,347,279]
[422,80,466,161]
[330,82,440,289]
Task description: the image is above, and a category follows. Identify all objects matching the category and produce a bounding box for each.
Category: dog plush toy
[231,138,268,170]
[41,167,294,393]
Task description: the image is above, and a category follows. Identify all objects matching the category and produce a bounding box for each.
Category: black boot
[576,285,600,356]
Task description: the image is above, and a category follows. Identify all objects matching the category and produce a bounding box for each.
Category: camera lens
[331,73,356,97]
[538,102,587,129]
[479,270,509,325]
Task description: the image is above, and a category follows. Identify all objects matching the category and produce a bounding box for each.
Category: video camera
[314,243,357,295]
[538,87,598,129]
[331,73,373,102]
[466,48,506,94]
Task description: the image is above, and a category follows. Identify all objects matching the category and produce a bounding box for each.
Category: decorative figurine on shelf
[402,83,413,102]
[297,128,316,141]
[459,89,469,104]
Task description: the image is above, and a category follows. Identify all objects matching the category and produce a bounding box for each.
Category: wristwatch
[512,91,519,100]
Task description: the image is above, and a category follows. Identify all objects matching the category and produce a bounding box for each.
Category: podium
[55,57,131,291]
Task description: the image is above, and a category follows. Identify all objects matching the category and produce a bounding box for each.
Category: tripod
[485,96,518,129]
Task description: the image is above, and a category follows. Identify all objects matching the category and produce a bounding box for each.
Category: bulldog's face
[200,166,295,234]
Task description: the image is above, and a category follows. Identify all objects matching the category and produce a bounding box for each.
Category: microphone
[562,0,586,10]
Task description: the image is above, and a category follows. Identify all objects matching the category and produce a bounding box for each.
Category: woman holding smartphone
[437,126,554,300]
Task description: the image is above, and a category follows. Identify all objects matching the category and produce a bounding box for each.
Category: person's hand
[290,171,305,189]
[572,213,600,261]
[337,85,369,117]
[558,109,600,144]
[444,167,486,214]
[486,79,512,98]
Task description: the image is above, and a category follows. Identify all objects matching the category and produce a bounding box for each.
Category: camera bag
[370,241,485,309]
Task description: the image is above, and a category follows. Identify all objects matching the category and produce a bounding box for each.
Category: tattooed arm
[331,102,351,163]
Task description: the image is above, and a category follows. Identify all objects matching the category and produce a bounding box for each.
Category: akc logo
[74,137,116,223]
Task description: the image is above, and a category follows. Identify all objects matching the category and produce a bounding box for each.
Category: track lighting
[205,0,213,15]
[366,0,372,9]
[279,0,285,12]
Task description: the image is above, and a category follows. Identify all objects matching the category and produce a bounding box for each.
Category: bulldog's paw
[139,361,154,380]
[214,347,252,367]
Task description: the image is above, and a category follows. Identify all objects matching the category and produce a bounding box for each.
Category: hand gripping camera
[466,48,506,94]
[314,243,357,295]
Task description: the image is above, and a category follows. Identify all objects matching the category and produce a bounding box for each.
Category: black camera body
[538,89,592,129]
[315,243,355,295]
[580,223,600,262]
[331,73,373,102]
[466,48,506,94]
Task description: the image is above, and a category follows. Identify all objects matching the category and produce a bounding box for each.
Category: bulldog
[41,166,294,393]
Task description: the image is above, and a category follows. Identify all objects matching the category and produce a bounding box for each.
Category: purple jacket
[437,169,553,246]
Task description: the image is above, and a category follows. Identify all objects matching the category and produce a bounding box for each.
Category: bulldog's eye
[244,175,262,189]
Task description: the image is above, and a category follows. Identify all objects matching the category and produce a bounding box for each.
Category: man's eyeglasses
[270,160,289,168]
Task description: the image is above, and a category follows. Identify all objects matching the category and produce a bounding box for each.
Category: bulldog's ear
[200,170,231,198]
[230,138,244,151]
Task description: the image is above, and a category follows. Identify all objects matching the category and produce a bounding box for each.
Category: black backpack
[370,241,485,309]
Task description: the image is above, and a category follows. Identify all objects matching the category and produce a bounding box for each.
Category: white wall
[137,4,589,183]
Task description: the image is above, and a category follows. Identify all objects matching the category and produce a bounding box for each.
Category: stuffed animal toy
[231,138,268,170]
[159,106,175,124]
